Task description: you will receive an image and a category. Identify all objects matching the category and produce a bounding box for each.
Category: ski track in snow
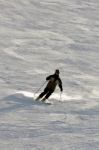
[3,48,25,61]
[0,0,99,149]
[0,91,99,149]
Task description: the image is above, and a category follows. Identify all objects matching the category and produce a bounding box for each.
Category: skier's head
[55,69,60,75]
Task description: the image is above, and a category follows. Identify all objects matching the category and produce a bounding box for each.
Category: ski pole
[34,81,46,98]
[59,92,62,101]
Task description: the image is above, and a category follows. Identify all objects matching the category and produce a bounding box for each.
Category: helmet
[55,69,60,75]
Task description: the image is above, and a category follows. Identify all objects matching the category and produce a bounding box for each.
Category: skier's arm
[46,75,53,80]
[58,78,63,92]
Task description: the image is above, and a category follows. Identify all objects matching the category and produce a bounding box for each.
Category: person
[36,69,63,101]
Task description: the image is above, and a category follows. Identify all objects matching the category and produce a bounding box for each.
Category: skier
[36,69,63,101]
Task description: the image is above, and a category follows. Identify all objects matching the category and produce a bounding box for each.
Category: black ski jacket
[46,74,63,92]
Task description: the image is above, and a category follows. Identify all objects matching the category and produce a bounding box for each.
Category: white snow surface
[0,0,99,149]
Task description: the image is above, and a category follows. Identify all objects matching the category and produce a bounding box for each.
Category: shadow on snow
[0,92,39,114]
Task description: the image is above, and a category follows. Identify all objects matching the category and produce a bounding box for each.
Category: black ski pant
[39,87,54,99]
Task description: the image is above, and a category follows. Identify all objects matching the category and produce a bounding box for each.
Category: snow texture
[0,0,99,149]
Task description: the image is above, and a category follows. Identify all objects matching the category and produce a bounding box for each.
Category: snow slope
[0,0,99,149]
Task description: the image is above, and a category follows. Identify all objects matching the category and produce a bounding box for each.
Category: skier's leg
[42,90,53,101]
[36,88,48,100]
